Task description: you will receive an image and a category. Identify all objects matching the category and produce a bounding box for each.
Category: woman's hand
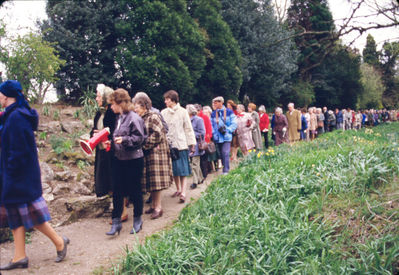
[114,137,123,144]
[93,129,99,134]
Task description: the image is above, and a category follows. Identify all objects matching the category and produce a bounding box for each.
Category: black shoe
[130,216,143,234]
[190,183,197,189]
[106,218,122,236]
[55,236,70,263]
[0,257,29,270]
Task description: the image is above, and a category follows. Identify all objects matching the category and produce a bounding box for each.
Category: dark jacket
[190,115,206,157]
[90,106,116,138]
[113,111,146,160]
[0,103,42,205]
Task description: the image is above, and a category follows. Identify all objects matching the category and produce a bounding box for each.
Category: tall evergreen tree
[187,0,242,103]
[380,41,399,108]
[313,44,363,109]
[363,34,380,67]
[116,0,206,107]
[220,0,297,107]
[41,0,122,102]
[287,0,335,81]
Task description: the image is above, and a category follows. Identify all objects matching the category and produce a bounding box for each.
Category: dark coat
[0,103,42,205]
[91,107,116,197]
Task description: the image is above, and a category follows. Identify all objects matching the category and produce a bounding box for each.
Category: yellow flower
[266,153,270,156]
[312,164,315,167]
[248,149,252,153]
[257,152,262,158]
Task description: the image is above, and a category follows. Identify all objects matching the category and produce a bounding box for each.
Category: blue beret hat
[0,80,23,98]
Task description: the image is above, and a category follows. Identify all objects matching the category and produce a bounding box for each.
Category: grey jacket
[113,111,146,160]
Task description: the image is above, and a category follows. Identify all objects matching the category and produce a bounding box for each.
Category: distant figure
[286,103,301,143]
[273,107,288,146]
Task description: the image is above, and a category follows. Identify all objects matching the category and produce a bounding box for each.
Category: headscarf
[0,80,30,109]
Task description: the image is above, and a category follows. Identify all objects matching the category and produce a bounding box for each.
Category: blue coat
[211,106,237,143]
[0,103,42,205]
[190,115,206,157]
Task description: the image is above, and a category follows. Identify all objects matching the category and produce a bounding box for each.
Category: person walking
[272,107,289,146]
[286,103,302,143]
[106,89,146,235]
[0,80,69,270]
[258,105,270,149]
[210,96,237,175]
[236,104,255,156]
[248,103,263,150]
[187,104,206,190]
[161,90,196,203]
[132,93,172,220]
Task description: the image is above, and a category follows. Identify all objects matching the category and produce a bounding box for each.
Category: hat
[0,80,22,98]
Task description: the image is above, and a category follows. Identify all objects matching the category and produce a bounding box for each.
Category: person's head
[323,106,327,112]
[108,88,133,114]
[194,103,202,112]
[96,84,114,107]
[308,107,313,114]
[212,96,224,109]
[301,107,307,114]
[163,90,179,108]
[237,104,245,114]
[132,92,152,116]
[258,105,266,113]
[226,99,237,111]
[316,108,322,114]
[275,107,283,116]
[203,106,212,117]
[288,103,294,112]
[0,80,22,108]
[186,104,197,117]
[248,103,256,112]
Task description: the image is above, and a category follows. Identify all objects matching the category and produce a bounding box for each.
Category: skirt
[172,150,191,176]
[0,196,51,230]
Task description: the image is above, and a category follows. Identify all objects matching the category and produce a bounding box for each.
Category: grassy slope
[116,123,399,274]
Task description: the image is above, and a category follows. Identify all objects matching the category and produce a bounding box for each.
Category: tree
[220,0,297,107]
[313,44,363,109]
[287,0,335,80]
[363,34,380,67]
[116,0,206,107]
[358,63,384,109]
[187,0,242,103]
[380,41,399,107]
[41,0,123,102]
[2,32,65,104]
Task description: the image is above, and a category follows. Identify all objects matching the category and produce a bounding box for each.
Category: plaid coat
[141,111,173,192]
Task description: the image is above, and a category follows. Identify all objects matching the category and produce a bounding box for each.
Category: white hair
[288,103,294,108]
[275,107,283,114]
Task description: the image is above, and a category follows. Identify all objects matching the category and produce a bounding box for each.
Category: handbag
[198,136,208,151]
[169,146,180,161]
[205,141,216,154]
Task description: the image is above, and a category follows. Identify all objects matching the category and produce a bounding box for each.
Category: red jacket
[259,112,269,132]
[198,111,212,143]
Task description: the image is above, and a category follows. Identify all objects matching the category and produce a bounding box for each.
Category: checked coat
[141,111,173,192]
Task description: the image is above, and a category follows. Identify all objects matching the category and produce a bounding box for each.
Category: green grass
[116,123,399,274]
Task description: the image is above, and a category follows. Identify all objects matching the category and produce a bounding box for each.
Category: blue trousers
[217,142,231,173]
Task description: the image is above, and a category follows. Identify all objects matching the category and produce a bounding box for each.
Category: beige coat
[161,103,196,150]
[286,109,302,142]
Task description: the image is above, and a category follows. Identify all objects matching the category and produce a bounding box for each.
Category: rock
[61,109,76,117]
[42,182,52,195]
[0,228,11,243]
[40,162,55,183]
[54,170,74,181]
[72,182,92,196]
[63,151,87,162]
[60,121,84,134]
[80,179,94,192]
[38,121,60,133]
[43,193,54,202]
[52,183,72,196]
[64,196,111,223]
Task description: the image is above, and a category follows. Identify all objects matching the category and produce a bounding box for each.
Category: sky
[0,0,397,51]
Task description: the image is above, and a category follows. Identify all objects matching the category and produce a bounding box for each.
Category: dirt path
[0,170,223,275]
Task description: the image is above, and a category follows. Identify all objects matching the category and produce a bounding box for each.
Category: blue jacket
[211,106,237,143]
[336,111,343,123]
[0,103,42,205]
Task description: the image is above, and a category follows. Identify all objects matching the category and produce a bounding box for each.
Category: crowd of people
[0,79,398,270]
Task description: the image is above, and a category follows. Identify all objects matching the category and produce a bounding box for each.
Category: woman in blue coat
[0,80,69,270]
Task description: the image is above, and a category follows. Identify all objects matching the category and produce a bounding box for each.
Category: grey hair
[186,104,197,115]
[258,105,266,112]
[288,103,294,108]
[212,96,224,103]
[275,107,283,114]
[203,106,212,114]
[132,91,152,110]
[237,104,245,112]
[96,84,114,106]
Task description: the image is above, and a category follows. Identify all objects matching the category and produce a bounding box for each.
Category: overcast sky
[0,0,397,52]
